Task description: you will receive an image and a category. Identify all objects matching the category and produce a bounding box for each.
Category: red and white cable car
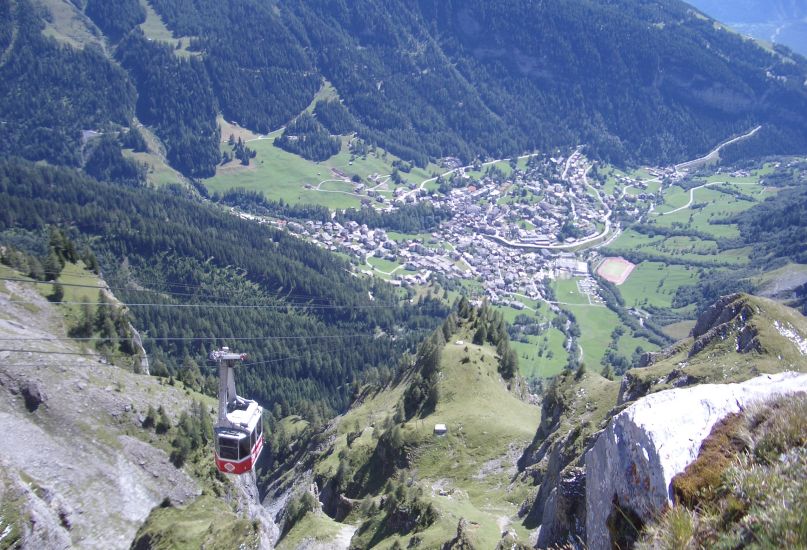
[209,347,264,475]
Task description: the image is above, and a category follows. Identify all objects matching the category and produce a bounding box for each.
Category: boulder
[585,371,807,550]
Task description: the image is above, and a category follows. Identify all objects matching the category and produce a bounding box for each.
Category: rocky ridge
[585,371,807,550]
[514,294,807,548]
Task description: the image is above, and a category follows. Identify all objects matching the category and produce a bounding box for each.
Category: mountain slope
[0,158,445,419]
[0,266,272,549]
[4,0,807,177]
[269,294,806,548]
[518,292,807,547]
[268,309,541,548]
[620,293,807,402]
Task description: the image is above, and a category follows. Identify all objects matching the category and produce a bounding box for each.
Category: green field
[611,229,664,251]
[138,0,197,57]
[619,262,699,309]
[653,183,764,240]
[601,163,776,335]
[464,159,518,181]
[552,278,658,367]
[655,184,690,213]
[511,327,567,378]
[206,130,441,210]
[614,198,756,267]
[366,256,402,274]
[565,305,618,366]
[553,277,593,305]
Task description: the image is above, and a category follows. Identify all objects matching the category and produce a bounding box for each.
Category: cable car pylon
[209,347,264,474]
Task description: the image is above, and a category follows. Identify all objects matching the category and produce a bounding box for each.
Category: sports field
[597,257,635,285]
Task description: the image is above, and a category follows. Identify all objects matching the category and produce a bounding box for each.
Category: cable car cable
[0,332,406,342]
[0,276,407,307]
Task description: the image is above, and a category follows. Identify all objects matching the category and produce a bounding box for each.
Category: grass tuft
[640,394,807,549]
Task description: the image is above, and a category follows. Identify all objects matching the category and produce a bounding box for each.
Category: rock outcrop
[232,474,279,549]
[585,371,807,550]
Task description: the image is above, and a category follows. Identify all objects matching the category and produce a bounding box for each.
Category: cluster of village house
[283,152,611,303]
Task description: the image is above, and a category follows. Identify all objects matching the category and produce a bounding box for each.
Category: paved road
[675,126,761,172]
[661,181,761,216]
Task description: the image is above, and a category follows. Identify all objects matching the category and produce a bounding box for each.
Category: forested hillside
[0,0,135,166]
[3,0,807,179]
[0,159,446,419]
[116,32,220,177]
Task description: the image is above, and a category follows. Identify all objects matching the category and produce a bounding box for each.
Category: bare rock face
[0,281,202,549]
[690,293,761,356]
[585,372,807,550]
[232,474,279,549]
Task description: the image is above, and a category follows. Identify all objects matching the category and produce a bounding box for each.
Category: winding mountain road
[674,126,761,172]
[661,181,761,216]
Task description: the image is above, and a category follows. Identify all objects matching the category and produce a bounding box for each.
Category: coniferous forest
[0,159,447,418]
[2,0,807,419]
[2,0,807,178]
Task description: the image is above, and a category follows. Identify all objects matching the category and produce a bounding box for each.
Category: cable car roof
[225,400,262,430]
[215,427,248,439]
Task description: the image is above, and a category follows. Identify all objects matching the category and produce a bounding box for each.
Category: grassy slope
[276,512,344,550]
[130,494,260,550]
[37,0,104,49]
[207,79,442,209]
[138,0,197,57]
[638,394,807,549]
[207,131,441,210]
[517,294,807,546]
[294,324,541,549]
[624,295,807,397]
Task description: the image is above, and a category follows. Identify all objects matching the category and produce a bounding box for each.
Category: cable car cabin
[214,397,264,475]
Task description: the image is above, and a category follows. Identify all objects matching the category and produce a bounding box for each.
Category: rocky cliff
[585,372,807,550]
[515,294,807,549]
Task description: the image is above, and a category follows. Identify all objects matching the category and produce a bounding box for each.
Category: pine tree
[156,405,171,434]
[143,405,157,429]
[473,325,487,345]
[49,282,64,303]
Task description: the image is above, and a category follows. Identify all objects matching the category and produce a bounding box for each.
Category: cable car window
[239,436,251,459]
[250,428,256,450]
[257,419,262,437]
[218,436,239,460]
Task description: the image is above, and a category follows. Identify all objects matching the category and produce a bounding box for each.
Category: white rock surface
[585,371,807,550]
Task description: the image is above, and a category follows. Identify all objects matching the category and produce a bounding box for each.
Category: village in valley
[279,149,651,307]
[223,125,792,378]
